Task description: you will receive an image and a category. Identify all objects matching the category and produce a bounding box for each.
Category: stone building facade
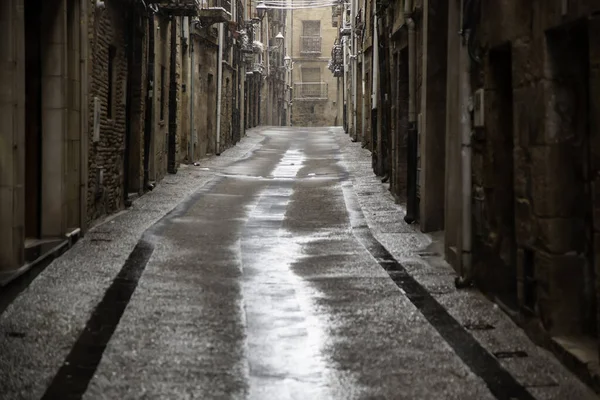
[0,0,89,283]
[0,0,248,284]
[333,0,600,386]
[290,7,340,127]
[461,1,600,371]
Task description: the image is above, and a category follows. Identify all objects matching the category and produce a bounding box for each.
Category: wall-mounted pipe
[187,17,194,163]
[80,0,89,233]
[455,0,474,288]
[351,0,358,141]
[404,0,418,223]
[216,23,224,155]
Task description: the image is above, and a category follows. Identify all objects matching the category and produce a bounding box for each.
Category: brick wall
[87,2,130,222]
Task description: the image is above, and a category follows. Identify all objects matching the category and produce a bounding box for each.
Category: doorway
[486,43,516,309]
[25,0,42,239]
[125,11,144,203]
[545,20,594,337]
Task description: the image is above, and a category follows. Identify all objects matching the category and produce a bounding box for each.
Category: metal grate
[293,82,328,100]
[300,36,322,54]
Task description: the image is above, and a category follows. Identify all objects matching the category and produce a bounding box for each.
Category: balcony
[198,0,232,23]
[294,82,328,100]
[149,0,201,15]
[300,36,322,55]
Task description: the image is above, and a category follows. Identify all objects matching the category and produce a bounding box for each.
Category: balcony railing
[150,0,201,15]
[294,82,328,100]
[198,0,232,22]
[300,36,322,54]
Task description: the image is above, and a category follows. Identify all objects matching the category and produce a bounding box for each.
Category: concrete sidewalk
[334,127,596,399]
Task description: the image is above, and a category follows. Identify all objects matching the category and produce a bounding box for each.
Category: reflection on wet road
[27,127,596,399]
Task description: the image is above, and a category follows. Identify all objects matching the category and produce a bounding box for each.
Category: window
[160,65,166,121]
[107,46,116,119]
[302,20,320,36]
[301,21,322,54]
[296,67,326,99]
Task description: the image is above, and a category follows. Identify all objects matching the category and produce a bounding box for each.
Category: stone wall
[291,6,339,127]
[470,1,600,339]
[220,65,234,152]
[292,99,337,127]
[192,32,218,158]
[87,2,130,222]
[0,0,25,271]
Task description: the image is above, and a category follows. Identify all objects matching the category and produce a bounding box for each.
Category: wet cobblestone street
[0,127,596,400]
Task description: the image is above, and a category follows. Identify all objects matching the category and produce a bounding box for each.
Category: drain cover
[464,322,495,331]
[493,350,528,359]
[6,331,26,338]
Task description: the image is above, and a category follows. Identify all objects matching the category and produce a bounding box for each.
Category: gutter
[404,0,418,223]
[216,22,224,155]
[455,0,474,287]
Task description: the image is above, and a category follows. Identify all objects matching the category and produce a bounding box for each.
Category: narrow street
[0,127,596,399]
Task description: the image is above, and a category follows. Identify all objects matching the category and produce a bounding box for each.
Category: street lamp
[256,2,267,19]
[275,32,284,44]
[284,55,293,70]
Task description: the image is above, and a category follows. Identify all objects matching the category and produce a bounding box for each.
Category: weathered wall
[87,2,130,222]
[0,0,25,272]
[418,0,448,232]
[292,100,337,126]
[192,32,218,158]
[220,65,235,151]
[291,6,339,126]
[149,14,172,182]
[467,1,600,340]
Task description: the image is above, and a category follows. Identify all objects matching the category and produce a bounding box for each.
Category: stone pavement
[0,126,596,400]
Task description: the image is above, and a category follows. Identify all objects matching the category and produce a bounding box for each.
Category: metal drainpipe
[371,3,378,115]
[351,0,357,141]
[404,0,418,224]
[360,0,366,143]
[216,22,224,155]
[455,0,474,288]
[80,0,89,234]
[189,19,195,163]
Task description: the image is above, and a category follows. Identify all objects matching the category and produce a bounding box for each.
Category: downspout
[404,0,418,223]
[188,18,195,163]
[343,36,348,133]
[360,0,366,143]
[455,0,473,287]
[371,0,378,136]
[351,0,358,141]
[360,38,366,143]
[216,23,224,155]
[80,0,89,234]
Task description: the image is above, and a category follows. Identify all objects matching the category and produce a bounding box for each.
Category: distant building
[289,5,340,127]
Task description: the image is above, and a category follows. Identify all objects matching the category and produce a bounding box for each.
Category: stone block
[513,85,544,147]
[512,38,542,88]
[0,104,14,188]
[530,144,582,217]
[513,146,530,199]
[44,44,65,77]
[42,76,66,109]
[589,16,600,69]
[0,187,14,271]
[537,217,586,255]
[515,197,536,247]
[592,178,600,231]
[535,250,586,335]
[589,69,600,171]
